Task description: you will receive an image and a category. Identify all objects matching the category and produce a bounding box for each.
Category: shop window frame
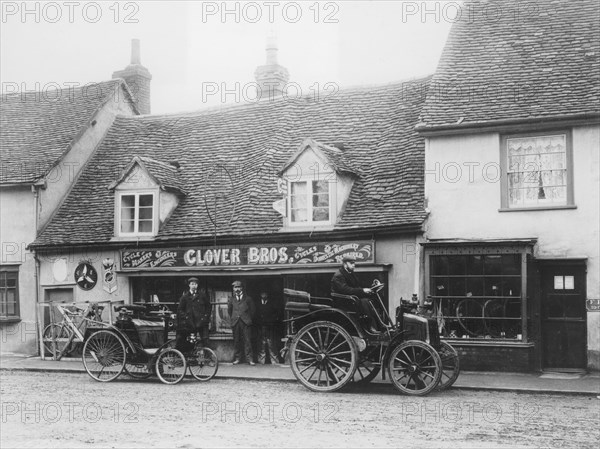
[424,244,532,343]
[0,266,20,321]
[500,130,575,211]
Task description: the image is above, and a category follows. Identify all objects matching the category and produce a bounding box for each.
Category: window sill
[0,317,21,324]
[110,235,157,242]
[279,225,335,233]
[498,205,577,212]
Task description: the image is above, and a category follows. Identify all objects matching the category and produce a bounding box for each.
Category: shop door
[540,263,587,370]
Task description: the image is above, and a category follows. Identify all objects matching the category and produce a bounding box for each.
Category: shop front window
[429,253,524,340]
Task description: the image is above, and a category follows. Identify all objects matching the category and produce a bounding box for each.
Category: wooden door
[540,263,587,370]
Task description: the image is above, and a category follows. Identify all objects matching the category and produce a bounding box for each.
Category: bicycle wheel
[188,346,219,382]
[82,330,126,382]
[42,324,74,358]
[155,349,187,385]
[483,299,503,337]
[455,299,485,337]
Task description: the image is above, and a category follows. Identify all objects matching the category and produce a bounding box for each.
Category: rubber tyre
[155,349,187,385]
[437,341,460,390]
[290,321,358,392]
[82,330,126,382]
[388,340,442,396]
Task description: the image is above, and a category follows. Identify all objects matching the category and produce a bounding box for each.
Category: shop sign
[586,299,600,312]
[120,241,374,270]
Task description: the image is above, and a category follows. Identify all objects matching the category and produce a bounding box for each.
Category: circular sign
[52,258,68,282]
[74,263,98,291]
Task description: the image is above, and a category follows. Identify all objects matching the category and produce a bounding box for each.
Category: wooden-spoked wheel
[350,346,381,385]
[388,340,442,396]
[82,330,126,382]
[155,349,187,385]
[437,341,460,390]
[290,321,358,392]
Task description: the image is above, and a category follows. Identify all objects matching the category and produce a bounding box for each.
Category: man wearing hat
[331,254,379,333]
[176,277,211,352]
[227,280,256,365]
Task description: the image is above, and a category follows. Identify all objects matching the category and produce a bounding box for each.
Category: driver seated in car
[331,255,380,333]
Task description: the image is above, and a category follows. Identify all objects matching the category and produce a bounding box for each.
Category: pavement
[1,353,599,396]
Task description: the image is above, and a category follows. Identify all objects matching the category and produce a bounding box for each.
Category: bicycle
[455,297,521,338]
[42,303,104,359]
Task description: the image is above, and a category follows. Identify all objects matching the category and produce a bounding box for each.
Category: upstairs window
[118,192,156,236]
[501,131,573,209]
[289,180,332,225]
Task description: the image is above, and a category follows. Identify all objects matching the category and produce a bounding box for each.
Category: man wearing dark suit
[176,277,211,352]
[228,280,256,365]
[255,290,281,364]
[331,254,378,333]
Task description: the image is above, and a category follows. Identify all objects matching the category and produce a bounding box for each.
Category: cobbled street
[1,371,598,448]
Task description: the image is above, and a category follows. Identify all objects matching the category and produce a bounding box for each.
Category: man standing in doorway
[256,290,281,365]
[228,280,256,365]
[176,277,211,353]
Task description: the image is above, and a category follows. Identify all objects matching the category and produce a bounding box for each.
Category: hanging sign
[120,241,374,270]
[102,258,118,293]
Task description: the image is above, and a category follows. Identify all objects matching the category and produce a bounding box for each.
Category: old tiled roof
[33,77,430,247]
[1,79,136,184]
[110,156,187,195]
[279,138,359,177]
[418,0,600,131]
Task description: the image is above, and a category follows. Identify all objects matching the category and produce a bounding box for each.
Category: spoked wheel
[124,363,152,379]
[43,324,74,358]
[388,340,442,396]
[290,321,358,392]
[350,346,381,385]
[437,341,460,390]
[82,330,126,382]
[351,359,380,385]
[188,346,219,382]
[155,349,187,385]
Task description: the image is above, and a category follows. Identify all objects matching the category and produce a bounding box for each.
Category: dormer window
[278,138,358,230]
[290,179,332,225]
[109,156,187,240]
[118,192,156,235]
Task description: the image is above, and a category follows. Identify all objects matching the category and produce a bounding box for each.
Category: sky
[0,1,455,114]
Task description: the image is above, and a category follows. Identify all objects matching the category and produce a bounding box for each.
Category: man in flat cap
[331,254,379,333]
[176,277,211,352]
[228,280,256,365]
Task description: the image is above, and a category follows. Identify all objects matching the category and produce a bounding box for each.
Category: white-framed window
[117,191,156,236]
[288,179,332,226]
[501,131,574,209]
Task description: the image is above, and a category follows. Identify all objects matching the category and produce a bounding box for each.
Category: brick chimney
[254,32,289,101]
[113,39,152,114]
